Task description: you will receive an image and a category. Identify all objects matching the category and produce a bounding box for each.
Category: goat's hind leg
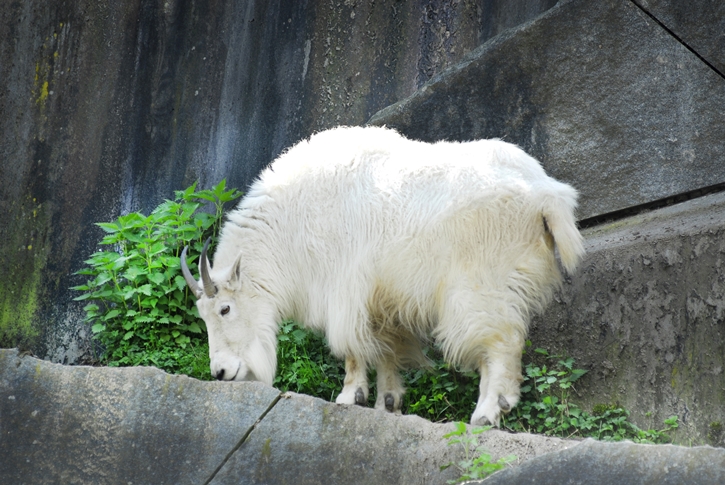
[471,339,524,427]
[335,355,369,406]
[374,356,405,413]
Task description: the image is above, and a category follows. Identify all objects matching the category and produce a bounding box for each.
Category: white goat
[181,125,584,426]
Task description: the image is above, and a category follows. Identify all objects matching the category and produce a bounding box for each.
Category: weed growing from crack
[440,421,515,483]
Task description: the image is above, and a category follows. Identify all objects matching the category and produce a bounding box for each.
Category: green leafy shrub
[503,346,588,436]
[502,346,679,444]
[274,321,346,400]
[402,350,479,422]
[72,181,242,379]
[441,421,516,483]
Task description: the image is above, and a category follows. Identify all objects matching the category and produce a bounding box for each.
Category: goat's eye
[220,305,230,316]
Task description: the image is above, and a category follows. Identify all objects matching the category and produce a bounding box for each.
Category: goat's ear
[229,252,244,286]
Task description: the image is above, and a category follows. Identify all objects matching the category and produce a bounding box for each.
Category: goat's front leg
[335,355,369,406]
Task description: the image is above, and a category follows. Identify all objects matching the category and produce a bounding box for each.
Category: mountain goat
[181,125,584,426]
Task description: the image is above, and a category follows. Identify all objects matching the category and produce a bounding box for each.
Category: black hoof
[498,394,511,412]
[478,417,492,426]
[384,393,395,412]
[354,387,366,406]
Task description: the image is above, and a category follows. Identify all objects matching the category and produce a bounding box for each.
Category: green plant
[708,421,723,446]
[403,351,479,422]
[274,321,346,400]
[441,421,516,483]
[272,327,679,444]
[503,345,679,444]
[503,347,588,436]
[72,180,242,379]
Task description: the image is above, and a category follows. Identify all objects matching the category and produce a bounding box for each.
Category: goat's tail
[541,183,585,275]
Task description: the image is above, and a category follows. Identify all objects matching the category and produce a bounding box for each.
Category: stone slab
[3,336,721,483]
[634,0,725,75]
[369,0,725,220]
[209,391,576,485]
[478,438,725,485]
[0,349,581,485]
[0,349,280,485]
[529,191,725,446]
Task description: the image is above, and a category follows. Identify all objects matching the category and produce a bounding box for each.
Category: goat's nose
[214,369,225,380]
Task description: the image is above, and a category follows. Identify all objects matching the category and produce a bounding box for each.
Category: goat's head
[180,239,277,385]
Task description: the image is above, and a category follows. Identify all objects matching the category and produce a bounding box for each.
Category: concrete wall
[531,192,725,446]
[0,349,574,485]
[369,0,725,221]
[0,0,556,361]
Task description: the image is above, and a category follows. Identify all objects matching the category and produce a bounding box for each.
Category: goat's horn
[180,246,201,297]
[200,238,216,298]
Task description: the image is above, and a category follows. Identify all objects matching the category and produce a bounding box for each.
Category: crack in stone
[579,181,725,229]
[629,0,725,80]
[203,391,283,485]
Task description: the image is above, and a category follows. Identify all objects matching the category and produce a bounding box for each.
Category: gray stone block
[477,438,725,485]
[529,191,725,446]
[369,0,725,220]
[209,391,575,485]
[3,329,720,483]
[0,349,280,485]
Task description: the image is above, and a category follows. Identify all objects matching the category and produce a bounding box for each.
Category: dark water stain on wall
[0,0,558,362]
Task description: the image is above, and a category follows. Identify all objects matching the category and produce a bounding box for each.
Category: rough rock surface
[529,191,725,446]
[0,348,280,485]
[0,349,574,485]
[2,349,722,484]
[633,0,725,75]
[209,392,569,485]
[369,0,725,221]
[476,438,725,485]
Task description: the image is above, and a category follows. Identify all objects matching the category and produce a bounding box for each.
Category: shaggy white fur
[184,126,584,426]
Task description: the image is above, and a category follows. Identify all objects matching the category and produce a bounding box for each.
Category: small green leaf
[124,266,145,281]
[103,309,121,321]
[96,222,121,233]
[148,273,166,285]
